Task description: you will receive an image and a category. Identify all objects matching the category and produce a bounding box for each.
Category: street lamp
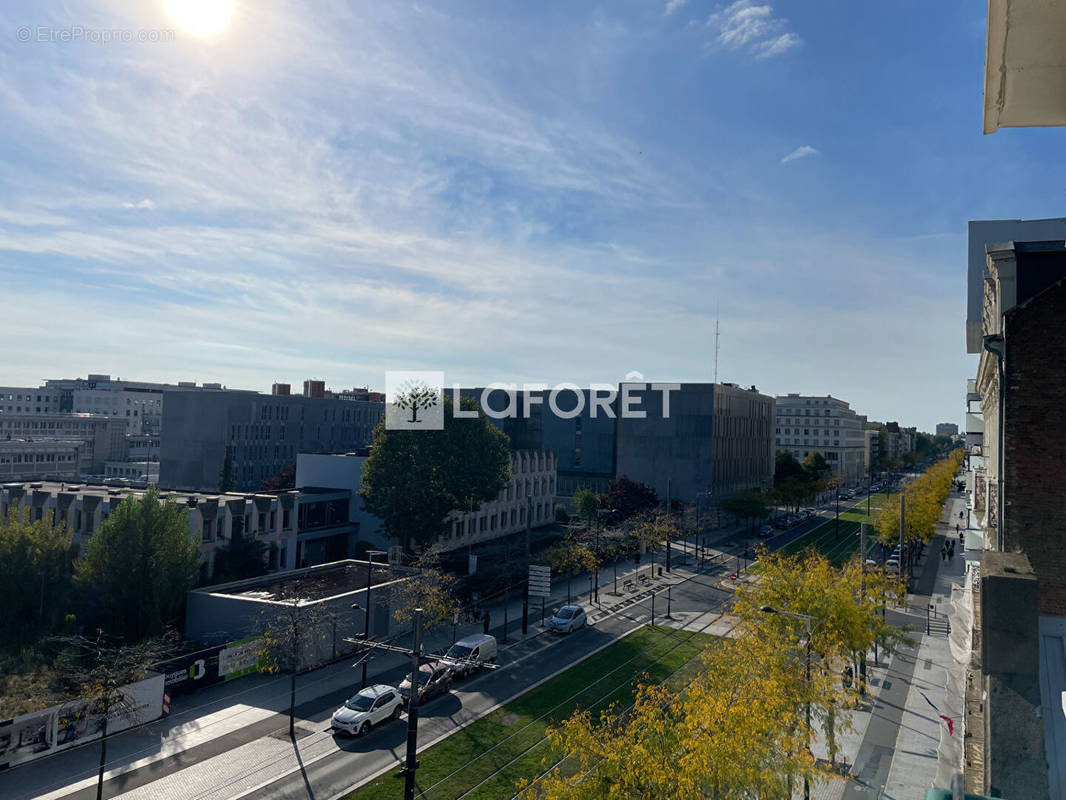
[594,508,617,604]
[759,605,814,800]
[360,550,388,689]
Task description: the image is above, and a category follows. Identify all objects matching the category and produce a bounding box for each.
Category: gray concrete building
[935,422,959,436]
[469,382,773,504]
[184,560,408,661]
[0,413,127,474]
[0,440,82,481]
[160,391,383,492]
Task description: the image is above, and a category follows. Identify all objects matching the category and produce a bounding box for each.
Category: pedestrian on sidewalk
[941,546,947,561]
[842,664,853,690]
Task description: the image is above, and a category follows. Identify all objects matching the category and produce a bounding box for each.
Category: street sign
[528,565,551,597]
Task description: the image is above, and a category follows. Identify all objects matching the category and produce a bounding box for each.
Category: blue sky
[1,1,1063,432]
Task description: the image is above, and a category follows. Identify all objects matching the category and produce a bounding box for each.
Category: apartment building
[935,422,959,436]
[963,219,1066,797]
[774,394,867,484]
[0,480,297,580]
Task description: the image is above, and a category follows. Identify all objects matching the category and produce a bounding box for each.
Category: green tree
[599,476,659,526]
[573,488,600,530]
[721,488,769,532]
[774,451,814,511]
[802,451,833,485]
[74,489,201,642]
[0,508,76,649]
[360,394,511,553]
[210,526,267,584]
[219,444,236,493]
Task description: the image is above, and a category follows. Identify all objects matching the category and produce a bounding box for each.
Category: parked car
[398,661,453,706]
[772,519,789,530]
[757,524,774,538]
[885,557,900,569]
[548,604,587,634]
[331,684,403,736]
[441,634,497,678]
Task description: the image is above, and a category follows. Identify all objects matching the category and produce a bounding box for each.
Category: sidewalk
[837,492,969,800]
[3,526,742,800]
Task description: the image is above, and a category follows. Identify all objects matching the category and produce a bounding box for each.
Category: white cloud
[665,0,689,15]
[706,1,801,58]
[780,145,819,164]
[121,199,156,210]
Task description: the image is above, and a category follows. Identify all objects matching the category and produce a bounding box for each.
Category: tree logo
[385,371,445,430]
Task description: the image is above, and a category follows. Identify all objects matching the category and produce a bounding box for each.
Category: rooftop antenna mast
[713,306,720,384]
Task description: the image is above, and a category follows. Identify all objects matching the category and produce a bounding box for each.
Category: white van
[442,634,497,678]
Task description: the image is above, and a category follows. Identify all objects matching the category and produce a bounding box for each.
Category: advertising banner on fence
[156,645,225,696]
[0,672,164,770]
[218,636,264,681]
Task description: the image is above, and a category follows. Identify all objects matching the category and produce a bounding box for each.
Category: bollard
[483,612,490,635]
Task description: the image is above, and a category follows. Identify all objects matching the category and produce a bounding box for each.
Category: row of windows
[777,428,841,436]
[4,394,58,403]
[448,500,554,539]
[200,507,293,542]
[499,475,554,501]
[255,404,384,425]
[0,453,77,463]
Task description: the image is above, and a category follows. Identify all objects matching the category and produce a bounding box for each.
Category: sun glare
[164,0,234,39]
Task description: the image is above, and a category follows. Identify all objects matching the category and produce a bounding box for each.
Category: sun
[165,0,234,39]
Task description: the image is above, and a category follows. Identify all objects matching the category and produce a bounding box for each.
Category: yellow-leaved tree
[528,549,908,798]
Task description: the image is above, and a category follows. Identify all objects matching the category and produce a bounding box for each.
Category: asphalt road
[244,568,734,800]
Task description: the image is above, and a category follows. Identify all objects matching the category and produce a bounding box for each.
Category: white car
[549,604,587,634]
[885,557,900,569]
[331,684,403,737]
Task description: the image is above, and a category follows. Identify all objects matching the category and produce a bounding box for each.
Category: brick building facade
[1003,276,1066,616]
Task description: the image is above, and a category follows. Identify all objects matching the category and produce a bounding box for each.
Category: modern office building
[0,413,127,474]
[0,480,297,581]
[774,394,868,484]
[935,422,959,436]
[469,382,773,504]
[159,390,383,492]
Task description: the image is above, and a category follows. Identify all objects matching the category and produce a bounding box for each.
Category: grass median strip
[344,625,712,800]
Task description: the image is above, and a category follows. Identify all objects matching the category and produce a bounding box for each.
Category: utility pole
[402,609,423,800]
[361,550,387,689]
[665,478,672,574]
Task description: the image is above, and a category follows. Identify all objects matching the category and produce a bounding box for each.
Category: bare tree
[257,595,338,739]
[53,630,176,800]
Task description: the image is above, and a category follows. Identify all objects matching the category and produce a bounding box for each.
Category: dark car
[398,661,453,706]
